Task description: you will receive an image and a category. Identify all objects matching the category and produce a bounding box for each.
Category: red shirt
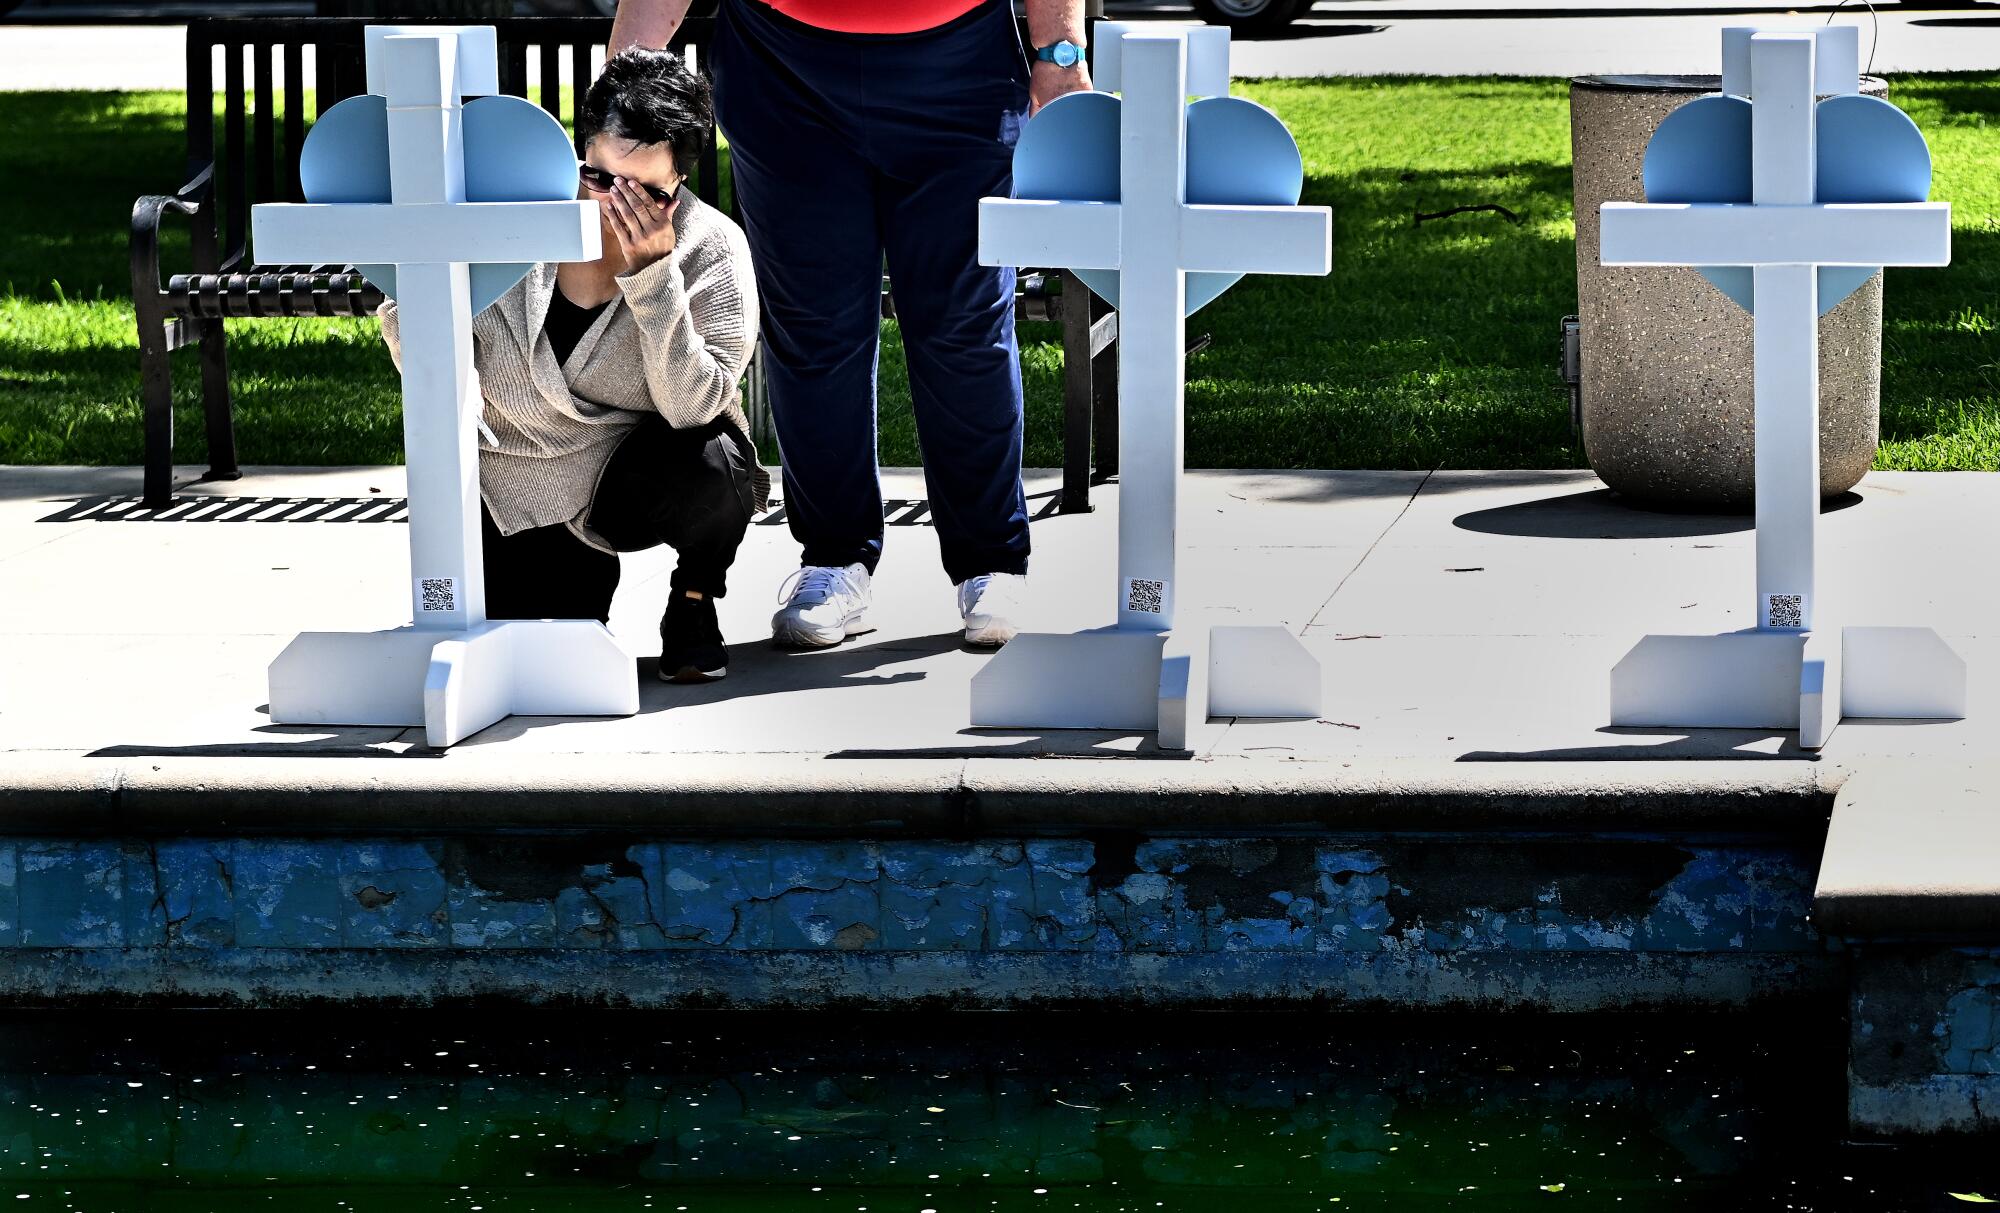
[764,0,987,34]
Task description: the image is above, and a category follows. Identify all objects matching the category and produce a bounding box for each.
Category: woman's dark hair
[577,47,713,179]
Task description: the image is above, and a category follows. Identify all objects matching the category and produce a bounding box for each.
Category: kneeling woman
[380,48,764,682]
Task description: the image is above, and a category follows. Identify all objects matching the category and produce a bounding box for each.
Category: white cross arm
[1600,201,1951,268]
[1179,205,1332,276]
[365,26,498,101]
[978,198,1121,271]
[252,200,602,267]
[1092,21,1231,97]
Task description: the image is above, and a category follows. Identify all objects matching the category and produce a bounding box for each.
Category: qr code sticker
[1125,577,1167,616]
[418,576,457,614]
[1765,593,1804,629]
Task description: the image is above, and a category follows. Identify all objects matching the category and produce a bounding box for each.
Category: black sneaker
[659,591,727,683]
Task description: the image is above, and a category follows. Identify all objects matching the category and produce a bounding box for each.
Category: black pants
[483,415,757,625]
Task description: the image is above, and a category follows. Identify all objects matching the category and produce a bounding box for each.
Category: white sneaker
[957,573,1025,647]
[772,562,874,649]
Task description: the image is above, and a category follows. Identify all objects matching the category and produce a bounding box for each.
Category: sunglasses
[578,162,680,207]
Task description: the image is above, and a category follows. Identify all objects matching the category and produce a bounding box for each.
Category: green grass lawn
[1,76,1996,471]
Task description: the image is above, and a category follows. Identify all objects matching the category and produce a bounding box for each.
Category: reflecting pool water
[0,1011,1989,1211]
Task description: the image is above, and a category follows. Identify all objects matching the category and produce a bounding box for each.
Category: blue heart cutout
[296,93,581,316]
[1010,89,1306,317]
[1642,91,1933,316]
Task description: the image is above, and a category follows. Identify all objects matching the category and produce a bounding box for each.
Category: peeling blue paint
[448,879,557,948]
[877,842,1014,951]
[230,841,339,949]
[0,835,1824,984]
[1641,851,1815,953]
[339,842,447,948]
[0,843,16,946]
[155,840,233,947]
[1937,956,2000,1077]
[1849,947,2000,1136]
[17,841,124,948]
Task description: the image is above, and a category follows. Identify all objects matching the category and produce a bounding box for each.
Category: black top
[546,285,610,367]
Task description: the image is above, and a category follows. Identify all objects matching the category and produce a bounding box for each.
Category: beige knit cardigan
[378,185,766,551]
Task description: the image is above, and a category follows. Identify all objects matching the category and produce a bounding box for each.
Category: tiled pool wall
[1848,944,2000,1135]
[0,832,1829,1007]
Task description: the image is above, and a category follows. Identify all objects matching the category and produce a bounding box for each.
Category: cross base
[269,621,639,748]
[1208,626,1323,720]
[1609,626,1965,749]
[969,625,1322,752]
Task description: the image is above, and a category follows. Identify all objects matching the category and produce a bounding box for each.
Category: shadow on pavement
[1458,727,1814,761]
[1453,488,1863,540]
[89,731,420,759]
[830,731,1184,760]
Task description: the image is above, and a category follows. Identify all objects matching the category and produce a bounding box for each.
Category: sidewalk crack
[1305,463,1438,632]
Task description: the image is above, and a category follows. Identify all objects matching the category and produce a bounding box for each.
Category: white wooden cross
[251,28,638,747]
[1599,27,1963,748]
[968,24,1331,749]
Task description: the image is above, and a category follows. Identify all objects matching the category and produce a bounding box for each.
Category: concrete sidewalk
[1,464,1991,783]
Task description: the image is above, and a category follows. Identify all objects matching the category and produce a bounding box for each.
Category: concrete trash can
[1570,74,1888,506]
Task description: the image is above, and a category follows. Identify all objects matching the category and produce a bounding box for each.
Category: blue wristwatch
[1034,39,1087,69]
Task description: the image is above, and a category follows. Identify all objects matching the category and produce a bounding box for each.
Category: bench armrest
[130,164,215,302]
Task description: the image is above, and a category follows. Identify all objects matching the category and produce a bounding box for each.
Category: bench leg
[197,316,240,484]
[136,303,177,510]
[1059,271,1094,515]
[1092,299,1119,483]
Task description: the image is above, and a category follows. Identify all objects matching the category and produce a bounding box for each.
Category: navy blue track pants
[711,0,1032,584]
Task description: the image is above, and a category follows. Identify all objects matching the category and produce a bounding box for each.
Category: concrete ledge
[962,757,1835,834]
[1813,763,2000,938]
[0,751,1839,836]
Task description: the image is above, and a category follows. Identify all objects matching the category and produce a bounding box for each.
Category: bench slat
[540,39,561,122]
[254,42,276,215]
[571,40,594,145]
[284,42,305,203]
[502,39,528,105]
[223,40,246,271]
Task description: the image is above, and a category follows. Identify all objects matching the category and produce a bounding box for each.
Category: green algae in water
[0,1011,1988,1211]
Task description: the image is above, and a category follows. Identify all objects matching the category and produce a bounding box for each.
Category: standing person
[611,0,1091,648]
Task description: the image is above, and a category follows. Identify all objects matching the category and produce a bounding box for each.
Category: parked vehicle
[1192,0,1310,31]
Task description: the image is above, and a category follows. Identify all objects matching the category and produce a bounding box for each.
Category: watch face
[1054,42,1081,68]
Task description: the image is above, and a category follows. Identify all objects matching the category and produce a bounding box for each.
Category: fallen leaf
[1948,1195,1996,1204]
[1540,1183,1566,1194]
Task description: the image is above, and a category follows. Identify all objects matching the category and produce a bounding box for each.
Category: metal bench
[130,15,1121,513]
